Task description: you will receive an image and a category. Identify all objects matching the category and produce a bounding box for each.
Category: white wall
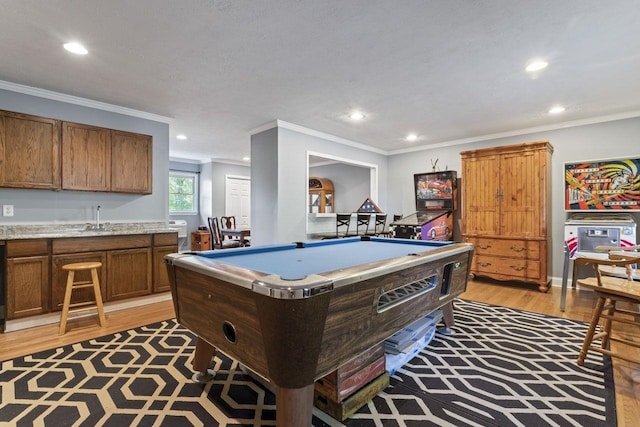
[389,116,640,282]
[251,123,389,245]
[251,127,279,246]
[310,163,371,213]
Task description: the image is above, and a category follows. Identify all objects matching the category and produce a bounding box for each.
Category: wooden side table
[191,230,211,251]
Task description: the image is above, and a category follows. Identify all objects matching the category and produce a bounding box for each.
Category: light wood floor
[1,279,638,426]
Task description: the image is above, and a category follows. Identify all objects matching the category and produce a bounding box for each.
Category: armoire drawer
[463,237,540,259]
[473,255,541,280]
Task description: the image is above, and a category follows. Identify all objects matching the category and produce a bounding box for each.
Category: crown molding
[0,79,172,123]
[249,120,387,155]
[389,110,640,155]
[277,120,388,155]
[169,157,204,165]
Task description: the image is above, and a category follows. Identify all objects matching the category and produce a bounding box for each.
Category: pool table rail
[165,241,474,300]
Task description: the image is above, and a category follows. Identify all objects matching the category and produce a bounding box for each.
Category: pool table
[165,236,474,426]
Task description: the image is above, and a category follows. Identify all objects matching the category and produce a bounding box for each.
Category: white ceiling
[1,1,640,164]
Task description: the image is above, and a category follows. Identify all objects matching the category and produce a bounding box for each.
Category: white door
[225,176,251,227]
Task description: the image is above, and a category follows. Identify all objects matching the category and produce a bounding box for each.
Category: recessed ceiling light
[525,60,548,72]
[406,133,418,142]
[242,156,250,162]
[63,42,88,55]
[548,105,566,114]
[176,134,187,140]
[349,112,365,120]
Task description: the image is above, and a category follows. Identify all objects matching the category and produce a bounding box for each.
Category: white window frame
[169,171,199,215]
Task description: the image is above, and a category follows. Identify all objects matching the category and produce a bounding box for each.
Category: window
[169,171,199,214]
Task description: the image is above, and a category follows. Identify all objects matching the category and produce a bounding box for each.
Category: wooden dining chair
[220,215,250,246]
[220,216,236,230]
[207,217,242,250]
[575,248,640,366]
[220,215,238,240]
[393,214,403,222]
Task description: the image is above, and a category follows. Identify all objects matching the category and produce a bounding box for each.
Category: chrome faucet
[85,205,106,231]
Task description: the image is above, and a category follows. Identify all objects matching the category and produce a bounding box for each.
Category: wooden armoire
[461,141,553,292]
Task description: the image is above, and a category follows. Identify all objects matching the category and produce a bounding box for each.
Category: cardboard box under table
[314,343,389,421]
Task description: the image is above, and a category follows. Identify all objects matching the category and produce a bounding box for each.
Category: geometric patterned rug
[343,299,616,427]
[0,299,615,427]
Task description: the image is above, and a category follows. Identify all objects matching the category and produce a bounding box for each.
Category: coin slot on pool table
[376,275,437,313]
[223,321,237,344]
[440,262,454,297]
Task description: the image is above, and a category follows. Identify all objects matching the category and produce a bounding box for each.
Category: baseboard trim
[4,293,173,333]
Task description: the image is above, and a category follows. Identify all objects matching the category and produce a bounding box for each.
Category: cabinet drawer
[464,237,540,259]
[53,234,152,254]
[154,232,178,246]
[7,239,49,257]
[473,255,541,280]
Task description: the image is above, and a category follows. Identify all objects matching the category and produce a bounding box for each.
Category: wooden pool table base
[191,301,456,427]
[192,337,316,427]
[167,238,473,426]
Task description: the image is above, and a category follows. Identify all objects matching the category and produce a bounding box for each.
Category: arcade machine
[390,171,457,241]
[560,155,639,311]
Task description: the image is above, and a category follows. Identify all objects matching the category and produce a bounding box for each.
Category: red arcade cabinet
[390,171,457,241]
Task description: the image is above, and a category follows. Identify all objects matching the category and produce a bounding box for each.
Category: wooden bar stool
[59,261,106,335]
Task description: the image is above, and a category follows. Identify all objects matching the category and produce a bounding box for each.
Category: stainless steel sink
[84,223,112,232]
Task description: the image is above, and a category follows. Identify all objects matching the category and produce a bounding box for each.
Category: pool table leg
[276,383,315,427]
[439,301,455,336]
[192,337,217,383]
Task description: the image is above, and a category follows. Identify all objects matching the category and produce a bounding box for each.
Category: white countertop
[0,221,177,240]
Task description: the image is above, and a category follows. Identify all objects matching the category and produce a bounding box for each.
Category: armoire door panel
[462,155,500,235]
[499,150,541,237]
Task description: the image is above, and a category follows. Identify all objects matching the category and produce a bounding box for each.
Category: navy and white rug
[0,299,615,426]
[340,299,615,427]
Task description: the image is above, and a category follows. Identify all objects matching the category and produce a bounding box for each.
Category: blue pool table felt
[195,237,448,280]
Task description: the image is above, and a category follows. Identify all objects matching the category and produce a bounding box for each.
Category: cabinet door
[462,154,500,235]
[153,245,177,293]
[62,122,111,191]
[110,130,152,194]
[0,110,60,190]
[51,252,107,311]
[107,248,152,301]
[499,150,542,237]
[6,256,50,319]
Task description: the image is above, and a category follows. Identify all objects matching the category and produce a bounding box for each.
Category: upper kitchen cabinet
[0,108,152,194]
[111,130,152,194]
[63,124,152,194]
[62,122,111,191]
[0,110,61,190]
